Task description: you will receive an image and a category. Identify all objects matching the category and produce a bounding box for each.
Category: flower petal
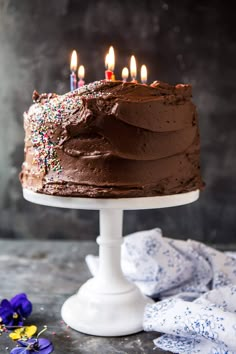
[10,294,32,318]
[0,300,14,325]
[38,338,52,349]
[9,332,21,341]
[24,338,37,345]
[17,339,29,347]
[39,345,54,354]
[0,299,12,310]
[10,294,27,306]
[10,347,28,354]
[25,325,37,338]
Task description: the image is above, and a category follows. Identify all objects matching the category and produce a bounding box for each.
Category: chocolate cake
[20,80,203,198]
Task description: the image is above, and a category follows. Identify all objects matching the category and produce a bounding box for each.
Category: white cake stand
[23,188,199,336]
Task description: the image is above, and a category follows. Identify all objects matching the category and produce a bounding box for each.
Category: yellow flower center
[13,313,18,319]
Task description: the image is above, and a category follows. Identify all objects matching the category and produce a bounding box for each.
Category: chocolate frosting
[20,80,203,197]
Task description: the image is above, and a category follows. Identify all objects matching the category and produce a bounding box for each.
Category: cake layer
[62,125,198,161]
[22,154,200,198]
[112,100,195,132]
[20,80,203,198]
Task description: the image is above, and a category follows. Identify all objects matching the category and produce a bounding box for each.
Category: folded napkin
[86,228,236,353]
[144,285,236,353]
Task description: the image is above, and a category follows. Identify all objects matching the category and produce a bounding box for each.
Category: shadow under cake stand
[23,188,199,336]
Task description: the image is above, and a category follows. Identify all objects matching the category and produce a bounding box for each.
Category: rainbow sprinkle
[24,80,108,176]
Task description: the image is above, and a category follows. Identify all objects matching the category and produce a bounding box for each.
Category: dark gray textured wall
[0,0,235,244]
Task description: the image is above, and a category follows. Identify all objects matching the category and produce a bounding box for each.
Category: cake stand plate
[23,189,199,210]
[23,188,199,336]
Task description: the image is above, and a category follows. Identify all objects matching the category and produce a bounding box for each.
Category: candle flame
[105,46,115,71]
[141,64,147,84]
[78,65,85,80]
[108,46,115,71]
[70,50,78,72]
[105,53,110,69]
[122,67,129,80]
[130,55,137,80]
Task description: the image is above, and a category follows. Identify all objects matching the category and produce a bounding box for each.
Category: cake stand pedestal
[23,189,199,336]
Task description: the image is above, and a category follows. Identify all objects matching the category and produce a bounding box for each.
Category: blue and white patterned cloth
[144,286,236,353]
[86,228,236,353]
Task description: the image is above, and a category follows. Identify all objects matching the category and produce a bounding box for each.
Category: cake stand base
[23,189,199,336]
[61,280,152,336]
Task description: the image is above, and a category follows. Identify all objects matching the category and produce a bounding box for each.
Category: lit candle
[141,64,147,84]
[130,55,137,82]
[122,67,129,82]
[70,50,78,91]
[105,53,109,68]
[105,53,112,80]
[109,46,115,80]
[105,46,115,81]
[78,65,85,87]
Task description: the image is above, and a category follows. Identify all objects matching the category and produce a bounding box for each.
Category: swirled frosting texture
[20,80,203,197]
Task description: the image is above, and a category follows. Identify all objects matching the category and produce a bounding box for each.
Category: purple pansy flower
[0,293,32,326]
[10,338,54,354]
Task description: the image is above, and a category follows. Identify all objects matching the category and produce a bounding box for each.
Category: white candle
[122,67,129,82]
[130,55,137,82]
[140,64,147,84]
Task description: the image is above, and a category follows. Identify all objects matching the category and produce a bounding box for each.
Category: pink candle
[78,65,85,87]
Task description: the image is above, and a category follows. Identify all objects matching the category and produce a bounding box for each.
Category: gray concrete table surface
[0,240,169,354]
